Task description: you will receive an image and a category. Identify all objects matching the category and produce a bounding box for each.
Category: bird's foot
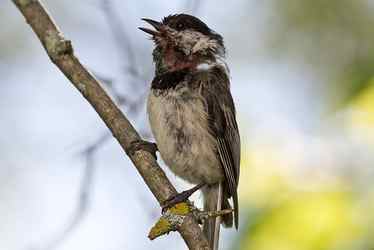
[162,183,206,213]
[128,139,158,159]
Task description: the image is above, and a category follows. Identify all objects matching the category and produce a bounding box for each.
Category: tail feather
[222,197,233,228]
[233,189,239,229]
[203,182,223,250]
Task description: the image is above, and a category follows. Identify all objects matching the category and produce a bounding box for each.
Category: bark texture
[11,0,210,249]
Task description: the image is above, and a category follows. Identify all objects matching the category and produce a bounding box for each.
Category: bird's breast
[147,84,223,184]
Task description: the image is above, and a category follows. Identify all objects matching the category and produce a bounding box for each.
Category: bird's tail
[203,182,224,250]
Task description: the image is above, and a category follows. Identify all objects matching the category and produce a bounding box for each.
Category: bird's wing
[201,66,241,228]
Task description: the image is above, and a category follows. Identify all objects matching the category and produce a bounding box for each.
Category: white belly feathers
[147,84,224,184]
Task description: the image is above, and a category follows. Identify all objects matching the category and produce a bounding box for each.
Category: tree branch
[11,0,209,249]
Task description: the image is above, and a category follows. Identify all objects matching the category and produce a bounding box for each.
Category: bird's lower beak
[139,18,162,36]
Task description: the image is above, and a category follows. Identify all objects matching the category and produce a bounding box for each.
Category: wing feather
[201,66,241,228]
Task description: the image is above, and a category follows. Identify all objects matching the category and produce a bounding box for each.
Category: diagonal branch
[11,1,209,249]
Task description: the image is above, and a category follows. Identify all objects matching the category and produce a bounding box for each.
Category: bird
[139,14,240,250]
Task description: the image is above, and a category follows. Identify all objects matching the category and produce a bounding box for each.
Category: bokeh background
[1,0,374,250]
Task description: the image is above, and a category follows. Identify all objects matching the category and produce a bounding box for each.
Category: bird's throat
[162,47,197,72]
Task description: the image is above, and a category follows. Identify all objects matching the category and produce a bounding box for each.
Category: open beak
[139,18,162,36]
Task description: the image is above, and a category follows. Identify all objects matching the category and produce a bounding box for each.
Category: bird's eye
[176,22,184,30]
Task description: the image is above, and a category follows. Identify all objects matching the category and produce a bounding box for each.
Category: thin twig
[100,0,143,81]
[26,147,96,250]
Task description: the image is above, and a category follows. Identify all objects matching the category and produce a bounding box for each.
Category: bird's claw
[129,140,158,159]
[162,183,205,213]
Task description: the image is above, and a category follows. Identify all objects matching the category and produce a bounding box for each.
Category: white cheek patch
[176,30,219,55]
[191,36,217,54]
[197,62,214,71]
[175,30,197,55]
[196,58,230,77]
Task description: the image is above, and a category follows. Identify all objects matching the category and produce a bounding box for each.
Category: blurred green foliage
[235,148,374,250]
[268,0,374,107]
[234,75,374,250]
[238,191,369,250]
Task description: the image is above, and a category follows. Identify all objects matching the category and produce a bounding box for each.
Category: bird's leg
[162,183,206,212]
[128,139,158,159]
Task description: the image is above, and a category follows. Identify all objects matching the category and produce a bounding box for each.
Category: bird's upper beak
[139,18,162,37]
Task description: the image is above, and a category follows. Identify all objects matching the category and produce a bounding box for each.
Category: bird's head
[139,14,225,74]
